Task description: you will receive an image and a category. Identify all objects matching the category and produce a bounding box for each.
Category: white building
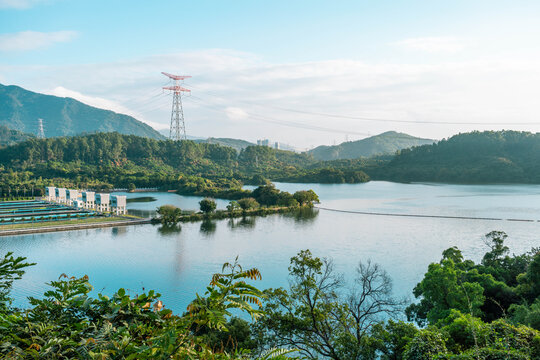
[45,187,56,201]
[81,191,95,209]
[95,193,110,212]
[110,195,127,215]
[72,199,84,209]
[66,189,79,204]
[55,188,66,203]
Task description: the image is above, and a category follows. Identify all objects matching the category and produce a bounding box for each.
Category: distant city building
[274,142,279,149]
[257,139,270,147]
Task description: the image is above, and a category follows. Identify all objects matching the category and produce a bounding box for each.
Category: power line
[187,95,374,137]
[184,82,540,126]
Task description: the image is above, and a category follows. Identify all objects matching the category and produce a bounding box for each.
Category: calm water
[1,181,539,314]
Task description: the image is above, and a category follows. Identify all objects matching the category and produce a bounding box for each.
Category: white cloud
[2,49,540,147]
[393,37,466,53]
[0,31,77,51]
[225,107,249,122]
[48,86,169,130]
[0,0,45,9]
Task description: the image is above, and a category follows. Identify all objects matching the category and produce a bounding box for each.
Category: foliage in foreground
[0,231,539,359]
[0,255,293,359]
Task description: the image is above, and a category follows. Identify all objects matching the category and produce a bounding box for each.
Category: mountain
[0,84,165,139]
[308,131,435,160]
[201,137,255,152]
[369,130,540,183]
[0,125,33,147]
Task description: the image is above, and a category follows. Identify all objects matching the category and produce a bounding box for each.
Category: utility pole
[161,72,191,141]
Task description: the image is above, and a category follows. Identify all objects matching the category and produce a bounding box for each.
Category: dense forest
[0,132,370,198]
[0,125,32,148]
[372,130,540,183]
[4,130,540,198]
[0,231,538,358]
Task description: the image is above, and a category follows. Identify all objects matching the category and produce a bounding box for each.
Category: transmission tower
[37,118,45,139]
[161,72,191,141]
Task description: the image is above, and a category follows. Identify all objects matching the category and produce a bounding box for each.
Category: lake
[1,181,539,315]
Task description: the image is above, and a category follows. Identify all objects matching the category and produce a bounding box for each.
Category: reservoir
[1,181,539,314]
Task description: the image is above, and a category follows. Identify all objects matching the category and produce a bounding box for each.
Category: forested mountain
[372,130,540,183]
[0,132,370,193]
[309,131,434,160]
[198,137,255,152]
[0,84,165,139]
[0,125,33,147]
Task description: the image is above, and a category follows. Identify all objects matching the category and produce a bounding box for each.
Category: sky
[1,0,540,149]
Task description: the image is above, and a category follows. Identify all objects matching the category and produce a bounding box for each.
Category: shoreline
[0,218,152,236]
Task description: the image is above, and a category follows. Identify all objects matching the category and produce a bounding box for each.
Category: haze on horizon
[1,0,540,149]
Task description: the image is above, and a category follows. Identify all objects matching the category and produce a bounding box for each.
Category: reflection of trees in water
[283,207,319,224]
[200,219,217,235]
[227,216,256,230]
[111,226,128,236]
[157,224,182,235]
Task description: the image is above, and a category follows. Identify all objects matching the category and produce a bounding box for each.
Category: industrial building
[44,187,127,215]
[110,195,127,215]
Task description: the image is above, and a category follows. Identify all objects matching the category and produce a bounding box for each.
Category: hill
[0,84,165,139]
[370,130,540,183]
[201,137,255,152]
[0,132,370,194]
[308,131,435,160]
[0,125,33,147]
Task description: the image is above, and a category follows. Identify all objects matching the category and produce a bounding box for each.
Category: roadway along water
[1,181,539,314]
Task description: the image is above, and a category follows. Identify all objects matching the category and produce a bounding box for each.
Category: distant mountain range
[0,84,165,139]
[0,84,438,158]
[308,131,435,160]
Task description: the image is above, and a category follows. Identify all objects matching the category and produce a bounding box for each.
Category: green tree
[238,198,260,211]
[200,198,217,214]
[293,190,319,206]
[156,204,182,225]
[255,250,404,360]
[403,330,447,360]
[226,200,241,213]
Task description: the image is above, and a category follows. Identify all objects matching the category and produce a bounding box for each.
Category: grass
[0,216,132,231]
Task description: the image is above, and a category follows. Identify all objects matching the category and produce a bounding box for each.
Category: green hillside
[309,131,435,160]
[0,125,33,147]
[198,137,255,152]
[370,130,540,183]
[0,84,165,139]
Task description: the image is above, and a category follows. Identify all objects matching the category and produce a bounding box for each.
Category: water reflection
[157,224,182,235]
[227,216,256,230]
[200,219,217,235]
[283,207,319,224]
[111,227,128,237]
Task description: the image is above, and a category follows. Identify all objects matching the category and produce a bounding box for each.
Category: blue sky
[1,0,540,147]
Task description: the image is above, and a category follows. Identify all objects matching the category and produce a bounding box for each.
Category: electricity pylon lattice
[161,72,191,141]
[37,118,45,139]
